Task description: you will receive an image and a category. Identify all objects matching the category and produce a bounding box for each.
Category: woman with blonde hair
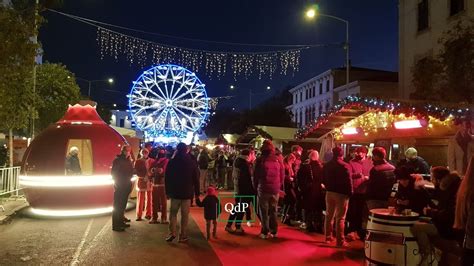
[454,155,474,266]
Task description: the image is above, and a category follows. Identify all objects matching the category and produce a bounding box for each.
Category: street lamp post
[76,77,114,97]
[306,8,350,84]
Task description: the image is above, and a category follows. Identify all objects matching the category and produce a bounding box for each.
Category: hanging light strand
[96,27,304,80]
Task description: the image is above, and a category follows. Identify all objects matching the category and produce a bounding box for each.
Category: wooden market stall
[238,125,320,154]
[296,96,473,173]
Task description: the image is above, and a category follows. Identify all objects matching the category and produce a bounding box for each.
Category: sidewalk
[0,196,28,224]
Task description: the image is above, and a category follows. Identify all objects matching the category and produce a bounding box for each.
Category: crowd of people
[109,141,474,266]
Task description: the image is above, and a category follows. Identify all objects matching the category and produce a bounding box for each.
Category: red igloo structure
[21,102,129,216]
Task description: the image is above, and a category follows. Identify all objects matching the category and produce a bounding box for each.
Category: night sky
[40,0,398,111]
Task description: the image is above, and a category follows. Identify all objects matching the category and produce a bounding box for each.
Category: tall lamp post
[306,6,350,84]
[76,77,114,97]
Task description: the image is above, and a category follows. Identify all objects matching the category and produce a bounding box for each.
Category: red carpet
[190,192,365,266]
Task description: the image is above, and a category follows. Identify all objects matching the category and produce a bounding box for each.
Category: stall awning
[110,126,137,137]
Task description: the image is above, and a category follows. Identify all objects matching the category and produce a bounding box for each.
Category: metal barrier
[0,166,21,197]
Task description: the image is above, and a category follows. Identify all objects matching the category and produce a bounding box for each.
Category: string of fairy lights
[296,96,471,140]
[47,9,342,80]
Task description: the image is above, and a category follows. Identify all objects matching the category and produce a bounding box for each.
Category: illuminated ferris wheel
[128,64,209,138]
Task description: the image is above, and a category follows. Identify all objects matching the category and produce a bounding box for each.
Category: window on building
[417,0,429,32]
[326,100,330,111]
[305,89,308,100]
[319,83,323,95]
[119,118,125,127]
[326,80,330,92]
[300,91,303,102]
[450,0,465,16]
[312,87,316,98]
[319,103,323,114]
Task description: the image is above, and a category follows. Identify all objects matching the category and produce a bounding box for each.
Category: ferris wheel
[128,64,209,138]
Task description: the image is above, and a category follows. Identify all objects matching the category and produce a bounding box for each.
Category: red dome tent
[21,102,129,216]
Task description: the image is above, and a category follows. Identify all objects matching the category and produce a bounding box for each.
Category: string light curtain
[97,27,302,80]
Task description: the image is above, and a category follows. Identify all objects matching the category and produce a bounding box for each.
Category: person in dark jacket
[225,149,256,234]
[164,143,200,243]
[366,147,396,210]
[394,166,430,215]
[411,167,461,262]
[282,153,297,225]
[198,149,210,194]
[346,146,372,240]
[291,145,304,222]
[322,146,353,247]
[111,145,134,231]
[297,150,324,233]
[253,140,284,239]
[397,147,430,175]
[65,146,82,175]
[196,186,220,240]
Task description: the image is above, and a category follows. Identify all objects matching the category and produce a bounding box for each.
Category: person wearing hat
[394,166,430,215]
[322,146,353,247]
[196,186,220,240]
[346,146,372,241]
[149,148,169,224]
[397,147,430,175]
[366,147,396,211]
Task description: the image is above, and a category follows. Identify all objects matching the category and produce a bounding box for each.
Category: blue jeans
[258,193,279,235]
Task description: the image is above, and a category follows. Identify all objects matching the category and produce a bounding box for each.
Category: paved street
[0,206,220,265]
[0,198,365,266]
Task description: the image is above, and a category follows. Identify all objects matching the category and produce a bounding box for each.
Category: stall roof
[296,96,472,140]
[237,125,318,145]
[110,126,137,137]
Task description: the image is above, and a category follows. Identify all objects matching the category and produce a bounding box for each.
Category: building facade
[399,0,473,99]
[288,67,398,127]
[110,110,133,129]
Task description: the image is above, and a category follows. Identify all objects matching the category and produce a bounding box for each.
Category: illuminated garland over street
[296,96,472,140]
[97,27,302,80]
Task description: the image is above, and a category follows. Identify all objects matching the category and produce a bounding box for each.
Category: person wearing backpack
[253,140,284,239]
[149,149,169,224]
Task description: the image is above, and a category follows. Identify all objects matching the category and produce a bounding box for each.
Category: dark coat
[397,157,430,175]
[111,154,134,187]
[297,160,324,198]
[366,160,396,201]
[322,158,353,196]
[65,154,82,175]
[429,174,461,238]
[232,156,254,195]
[165,153,200,199]
[198,152,210,170]
[253,151,284,195]
[395,182,430,214]
[197,195,220,220]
